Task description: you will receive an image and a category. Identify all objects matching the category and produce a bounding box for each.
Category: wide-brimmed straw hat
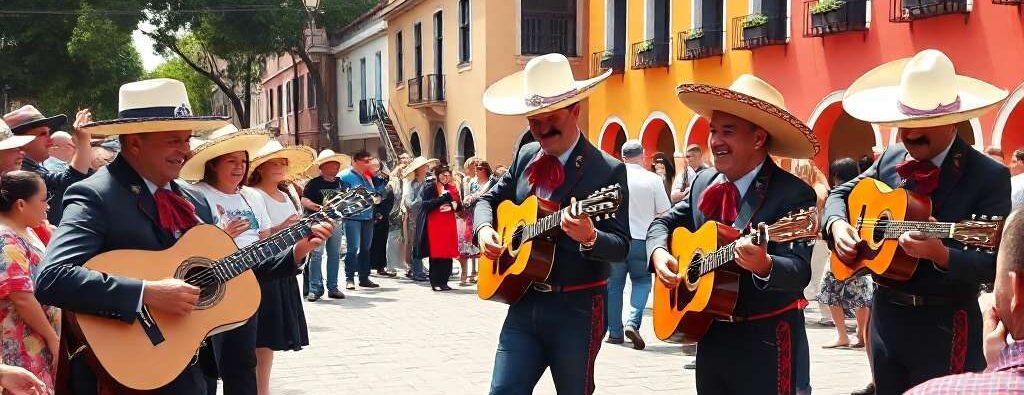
[402,156,440,179]
[677,74,820,159]
[3,105,67,135]
[247,140,316,180]
[180,125,271,182]
[843,49,1008,128]
[80,78,230,136]
[483,53,612,117]
[0,119,36,151]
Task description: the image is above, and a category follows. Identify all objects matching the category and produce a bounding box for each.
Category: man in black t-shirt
[301,150,351,301]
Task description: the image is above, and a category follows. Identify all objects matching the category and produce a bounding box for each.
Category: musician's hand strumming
[143,278,200,316]
[478,225,503,260]
[651,248,681,288]
[294,222,335,264]
[830,220,862,263]
[899,231,950,268]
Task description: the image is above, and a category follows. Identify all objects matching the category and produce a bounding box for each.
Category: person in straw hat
[33,78,334,394]
[475,53,630,394]
[3,105,94,226]
[403,156,438,282]
[300,148,352,301]
[824,49,1012,394]
[243,139,316,395]
[648,73,821,394]
[0,119,36,173]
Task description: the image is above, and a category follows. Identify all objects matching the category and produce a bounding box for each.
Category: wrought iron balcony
[732,14,789,50]
[804,0,870,36]
[631,39,671,69]
[407,74,446,108]
[591,50,626,76]
[677,28,724,60]
[890,0,970,22]
[359,99,381,125]
[992,0,1020,5]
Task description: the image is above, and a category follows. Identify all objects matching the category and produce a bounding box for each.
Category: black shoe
[327,289,346,299]
[306,293,321,302]
[605,336,624,345]
[413,275,429,282]
[345,280,356,290]
[359,281,380,288]
[439,285,453,291]
[624,325,646,350]
[377,268,398,277]
[850,383,875,395]
[683,361,696,370]
[404,271,413,278]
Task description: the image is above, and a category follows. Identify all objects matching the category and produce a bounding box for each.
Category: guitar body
[830,178,931,282]
[74,225,260,390]
[478,196,557,304]
[653,222,740,344]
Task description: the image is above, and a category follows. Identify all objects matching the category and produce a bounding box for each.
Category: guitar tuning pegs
[972,214,976,219]
[994,216,1004,221]
[980,215,989,220]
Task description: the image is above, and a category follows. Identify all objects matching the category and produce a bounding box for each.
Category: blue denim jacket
[338,168,378,221]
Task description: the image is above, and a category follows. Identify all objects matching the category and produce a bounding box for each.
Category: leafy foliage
[811,0,847,14]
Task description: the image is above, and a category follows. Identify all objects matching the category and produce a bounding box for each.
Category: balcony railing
[804,0,870,36]
[522,12,578,56]
[890,0,970,22]
[732,15,789,50]
[591,50,626,76]
[359,99,380,125]
[630,39,671,69]
[677,28,724,60]
[992,0,1019,5]
[407,74,446,107]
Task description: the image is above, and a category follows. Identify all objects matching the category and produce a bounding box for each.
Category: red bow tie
[525,153,565,194]
[896,159,940,195]
[153,189,200,235]
[698,181,740,224]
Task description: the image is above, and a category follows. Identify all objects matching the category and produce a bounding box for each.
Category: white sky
[132,21,164,72]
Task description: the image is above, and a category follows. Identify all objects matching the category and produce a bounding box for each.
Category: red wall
[750,0,1024,156]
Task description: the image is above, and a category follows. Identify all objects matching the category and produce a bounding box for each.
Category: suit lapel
[107,157,175,246]
[734,160,774,230]
[930,137,967,210]
[515,144,540,202]
[550,138,589,204]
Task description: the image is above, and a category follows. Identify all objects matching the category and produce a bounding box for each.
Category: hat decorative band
[525,89,580,107]
[897,96,961,117]
[119,103,193,119]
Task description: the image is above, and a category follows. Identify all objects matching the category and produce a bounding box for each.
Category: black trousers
[428,258,453,287]
[369,221,390,271]
[205,318,258,395]
[869,292,985,395]
[695,309,810,394]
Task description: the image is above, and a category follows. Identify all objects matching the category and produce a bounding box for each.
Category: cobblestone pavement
[266,271,873,395]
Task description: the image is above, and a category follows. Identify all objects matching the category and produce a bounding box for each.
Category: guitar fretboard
[521,208,568,243]
[857,219,954,239]
[210,212,328,282]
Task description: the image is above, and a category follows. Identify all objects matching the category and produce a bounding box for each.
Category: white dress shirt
[624,163,671,240]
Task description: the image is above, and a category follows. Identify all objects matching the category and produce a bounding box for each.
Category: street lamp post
[302,0,331,150]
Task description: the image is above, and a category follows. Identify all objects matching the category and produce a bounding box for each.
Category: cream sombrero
[0,119,39,151]
[180,125,271,182]
[81,78,230,136]
[677,74,820,159]
[303,149,352,178]
[402,156,440,179]
[843,49,1008,128]
[247,140,316,179]
[483,53,612,116]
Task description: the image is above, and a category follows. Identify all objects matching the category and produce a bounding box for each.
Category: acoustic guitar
[477,185,622,304]
[72,187,375,390]
[652,208,820,344]
[830,178,1002,282]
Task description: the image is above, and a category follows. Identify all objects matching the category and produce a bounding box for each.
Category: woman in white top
[244,141,315,395]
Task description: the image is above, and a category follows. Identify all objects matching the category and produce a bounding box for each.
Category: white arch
[992,82,1024,147]
[968,118,984,149]
[455,121,475,166]
[598,115,629,144]
[682,114,705,149]
[807,90,884,149]
[638,111,680,153]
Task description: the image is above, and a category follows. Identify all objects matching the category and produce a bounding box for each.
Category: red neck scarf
[698,181,740,224]
[153,189,200,235]
[525,153,565,194]
[896,159,941,195]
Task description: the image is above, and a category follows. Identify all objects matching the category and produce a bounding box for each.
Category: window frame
[459,0,471,65]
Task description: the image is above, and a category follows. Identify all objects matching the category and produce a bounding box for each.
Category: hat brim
[304,154,353,178]
[677,84,820,159]
[180,129,271,182]
[402,158,440,179]
[10,114,68,134]
[842,57,1009,128]
[0,135,37,151]
[483,68,613,117]
[80,117,231,137]
[249,146,317,180]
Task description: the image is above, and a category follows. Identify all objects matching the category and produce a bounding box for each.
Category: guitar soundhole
[872,212,890,244]
[508,224,524,253]
[685,253,703,287]
[174,257,226,310]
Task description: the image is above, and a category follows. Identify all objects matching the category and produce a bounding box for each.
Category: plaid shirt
[906,341,1024,394]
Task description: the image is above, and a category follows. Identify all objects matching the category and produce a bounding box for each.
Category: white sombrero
[303,149,352,178]
[180,125,271,182]
[402,156,440,179]
[843,49,1008,128]
[677,74,820,159]
[483,53,612,116]
[247,140,317,180]
[0,119,38,151]
[81,78,230,136]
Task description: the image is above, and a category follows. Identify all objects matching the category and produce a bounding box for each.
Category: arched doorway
[458,126,476,167]
[640,114,677,165]
[600,120,627,160]
[684,115,711,169]
[810,100,876,179]
[410,131,422,157]
[432,127,448,164]
[994,83,1024,158]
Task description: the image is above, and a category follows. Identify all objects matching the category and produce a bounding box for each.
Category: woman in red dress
[418,165,461,291]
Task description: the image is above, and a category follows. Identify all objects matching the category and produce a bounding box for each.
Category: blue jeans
[606,239,652,338]
[489,288,606,395]
[307,225,345,295]
[344,219,373,282]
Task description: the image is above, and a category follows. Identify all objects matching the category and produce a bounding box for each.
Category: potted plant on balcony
[599,51,616,69]
[742,14,769,45]
[684,29,705,53]
[810,0,845,33]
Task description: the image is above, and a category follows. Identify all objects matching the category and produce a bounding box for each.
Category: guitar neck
[212,213,327,281]
[520,208,570,244]
[861,219,955,240]
[697,229,808,277]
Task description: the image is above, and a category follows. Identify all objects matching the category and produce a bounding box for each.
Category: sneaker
[376,268,398,277]
[345,280,356,290]
[327,289,346,299]
[306,293,321,302]
[624,325,646,350]
[359,281,380,288]
[412,275,429,282]
[605,336,624,345]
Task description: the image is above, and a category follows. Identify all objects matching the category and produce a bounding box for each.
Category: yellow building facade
[383,0,591,168]
[587,0,756,166]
